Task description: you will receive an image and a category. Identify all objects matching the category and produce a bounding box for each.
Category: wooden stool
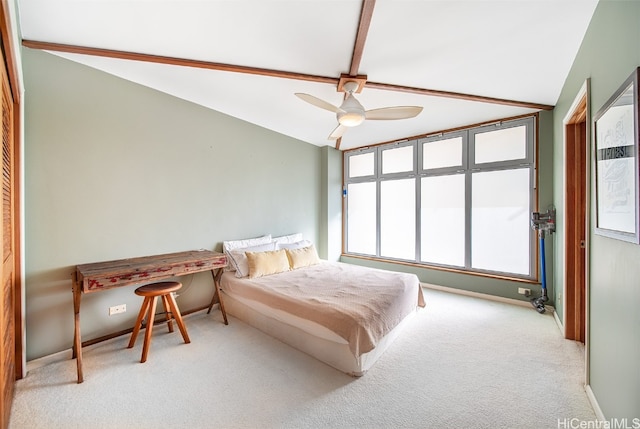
[127,281,190,363]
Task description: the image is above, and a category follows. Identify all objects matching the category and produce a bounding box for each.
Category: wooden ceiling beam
[21,40,340,86]
[365,81,554,111]
[349,0,376,77]
[22,38,554,112]
[338,0,376,150]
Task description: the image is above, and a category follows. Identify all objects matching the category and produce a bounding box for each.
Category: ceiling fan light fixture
[337,93,365,127]
[338,111,365,127]
[295,77,423,140]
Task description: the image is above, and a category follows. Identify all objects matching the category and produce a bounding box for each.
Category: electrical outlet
[108,304,126,316]
[518,288,531,297]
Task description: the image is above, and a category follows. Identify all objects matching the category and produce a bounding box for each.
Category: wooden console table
[71,249,227,383]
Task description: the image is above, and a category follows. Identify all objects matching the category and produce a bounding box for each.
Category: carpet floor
[9,288,596,429]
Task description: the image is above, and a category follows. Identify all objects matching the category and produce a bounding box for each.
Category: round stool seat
[127,280,190,363]
[135,281,182,297]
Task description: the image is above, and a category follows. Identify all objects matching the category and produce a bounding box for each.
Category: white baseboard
[553,307,565,335]
[422,283,556,313]
[26,337,116,373]
[585,384,605,421]
[25,309,211,374]
[26,349,73,373]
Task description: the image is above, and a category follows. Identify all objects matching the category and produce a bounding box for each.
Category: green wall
[23,49,324,360]
[552,0,640,419]
[320,146,343,262]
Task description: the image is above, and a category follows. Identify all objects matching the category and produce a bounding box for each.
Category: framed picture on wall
[593,67,640,243]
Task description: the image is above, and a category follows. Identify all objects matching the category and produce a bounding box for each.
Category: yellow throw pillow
[246,249,290,278]
[286,245,320,269]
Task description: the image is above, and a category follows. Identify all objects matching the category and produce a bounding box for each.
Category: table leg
[71,273,84,383]
[207,269,228,325]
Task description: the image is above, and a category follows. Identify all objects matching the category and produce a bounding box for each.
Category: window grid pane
[421,175,465,267]
[382,145,414,174]
[381,179,416,260]
[346,182,377,255]
[471,169,531,275]
[474,126,527,164]
[349,152,375,178]
[422,137,463,170]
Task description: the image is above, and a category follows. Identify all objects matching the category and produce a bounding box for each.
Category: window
[344,117,536,279]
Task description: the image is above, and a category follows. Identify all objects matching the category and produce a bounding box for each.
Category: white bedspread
[220,261,425,357]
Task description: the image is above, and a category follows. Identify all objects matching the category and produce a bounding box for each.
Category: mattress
[220,261,425,375]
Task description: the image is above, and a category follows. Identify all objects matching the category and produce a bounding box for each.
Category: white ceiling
[17,0,599,151]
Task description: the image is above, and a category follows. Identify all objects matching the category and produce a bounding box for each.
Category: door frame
[562,79,590,383]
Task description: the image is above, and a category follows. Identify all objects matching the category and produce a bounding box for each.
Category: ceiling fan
[295,79,423,140]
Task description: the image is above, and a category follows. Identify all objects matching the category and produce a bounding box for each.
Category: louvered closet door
[0,44,15,429]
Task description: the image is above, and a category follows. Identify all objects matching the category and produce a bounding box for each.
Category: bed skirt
[221,290,418,376]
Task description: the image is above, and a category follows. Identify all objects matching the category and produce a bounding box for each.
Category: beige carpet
[9,288,595,429]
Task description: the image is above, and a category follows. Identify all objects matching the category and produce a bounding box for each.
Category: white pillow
[273,233,303,244]
[229,242,277,278]
[276,239,312,250]
[223,234,272,271]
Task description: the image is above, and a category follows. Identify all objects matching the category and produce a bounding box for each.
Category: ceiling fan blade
[295,93,343,114]
[328,124,347,140]
[365,106,423,120]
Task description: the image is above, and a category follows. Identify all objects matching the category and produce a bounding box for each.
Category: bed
[219,234,425,376]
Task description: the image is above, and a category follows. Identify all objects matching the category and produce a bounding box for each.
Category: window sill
[340,253,540,285]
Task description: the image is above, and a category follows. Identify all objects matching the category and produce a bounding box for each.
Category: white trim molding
[585,384,606,422]
[562,78,591,386]
[422,282,556,312]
